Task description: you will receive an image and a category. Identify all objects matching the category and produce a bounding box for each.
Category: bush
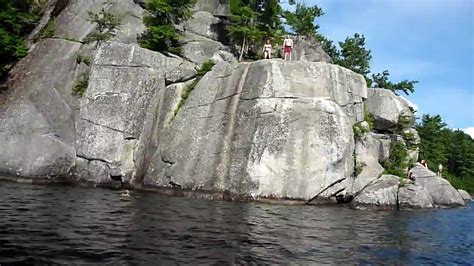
[76,53,91,65]
[382,141,409,178]
[40,18,55,38]
[72,71,90,97]
[84,8,121,47]
[172,60,215,117]
[364,103,374,130]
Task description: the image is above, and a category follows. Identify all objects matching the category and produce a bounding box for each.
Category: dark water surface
[1,181,473,265]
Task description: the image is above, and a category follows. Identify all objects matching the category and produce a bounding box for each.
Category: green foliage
[140,0,195,53]
[228,1,265,60]
[355,161,367,176]
[315,34,340,61]
[76,53,91,66]
[336,33,372,81]
[364,104,374,130]
[72,70,90,97]
[382,141,409,178]
[371,70,419,95]
[84,8,121,47]
[173,60,215,117]
[416,114,474,192]
[398,177,410,188]
[0,0,41,78]
[353,124,363,138]
[40,18,55,38]
[284,3,323,37]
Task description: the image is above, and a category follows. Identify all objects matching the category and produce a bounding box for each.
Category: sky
[283,0,474,137]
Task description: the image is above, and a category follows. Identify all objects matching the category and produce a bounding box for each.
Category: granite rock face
[0,0,464,210]
[366,88,414,132]
[0,39,80,178]
[143,60,367,200]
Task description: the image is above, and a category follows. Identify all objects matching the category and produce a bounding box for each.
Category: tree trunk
[239,36,246,62]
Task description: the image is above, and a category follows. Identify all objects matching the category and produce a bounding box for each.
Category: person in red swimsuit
[282,35,294,61]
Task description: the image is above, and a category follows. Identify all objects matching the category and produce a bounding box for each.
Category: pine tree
[228,0,265,61]
[337,33,372,81]
[140,0,196,54]
[284,3,323,37]
[371,70,418,95]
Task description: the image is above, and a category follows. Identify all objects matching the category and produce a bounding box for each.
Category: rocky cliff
[0,0,468,209]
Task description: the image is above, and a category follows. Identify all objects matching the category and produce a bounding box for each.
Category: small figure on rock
[420,159,428,168]
[262,39,272,59]
[283,35,294,61]
[407,170,416,182]
[437,164,443,177]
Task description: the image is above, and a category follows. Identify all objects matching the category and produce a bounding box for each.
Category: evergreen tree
[417,114,474,192]
[140,0,196,54]
[0,0,40,79]
[337,33,372,81]
[284,3,323,37]
[228,0,265,60]
[371,70,419,95]
[417,114,448,168]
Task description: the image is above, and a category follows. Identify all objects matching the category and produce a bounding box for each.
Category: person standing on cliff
[263,39,272,59]
[283,35,294,61]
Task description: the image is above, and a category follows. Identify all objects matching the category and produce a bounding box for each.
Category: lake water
[0,181,473,265]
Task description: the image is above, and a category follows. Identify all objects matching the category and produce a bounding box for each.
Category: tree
[140,0,196,54]
[371,70,419,95]
[337,33,372,81]
[84,8,121,47]
[416,114,449,170]
[0,0,40,79]
[417,114,474,192]
[315,33,340,62]
[228,0,265,61]
[284,3,323,37]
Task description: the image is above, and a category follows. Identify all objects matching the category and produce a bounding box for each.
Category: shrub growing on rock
[84,8,122,47]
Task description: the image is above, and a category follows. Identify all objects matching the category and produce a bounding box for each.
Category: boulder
[194,0,230,17]
[352,175,400,210]
[184,11,221,41]
[182,32,226,65]
[411,164,465,207]
[457,189,472,201]
[144,59,367,200]
[366,88,414,132]
[291,36,332,63]
[398,183,435,210]
[351,133,386,195]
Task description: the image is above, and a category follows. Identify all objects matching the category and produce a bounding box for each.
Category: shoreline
[0,175,338,206]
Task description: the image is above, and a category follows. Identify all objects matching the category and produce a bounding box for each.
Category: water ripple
[0,181,473,264]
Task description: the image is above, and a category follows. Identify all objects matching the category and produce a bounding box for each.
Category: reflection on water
[0,181,473,264]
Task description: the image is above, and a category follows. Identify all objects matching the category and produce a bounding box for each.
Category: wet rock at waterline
[457,189,472,201]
